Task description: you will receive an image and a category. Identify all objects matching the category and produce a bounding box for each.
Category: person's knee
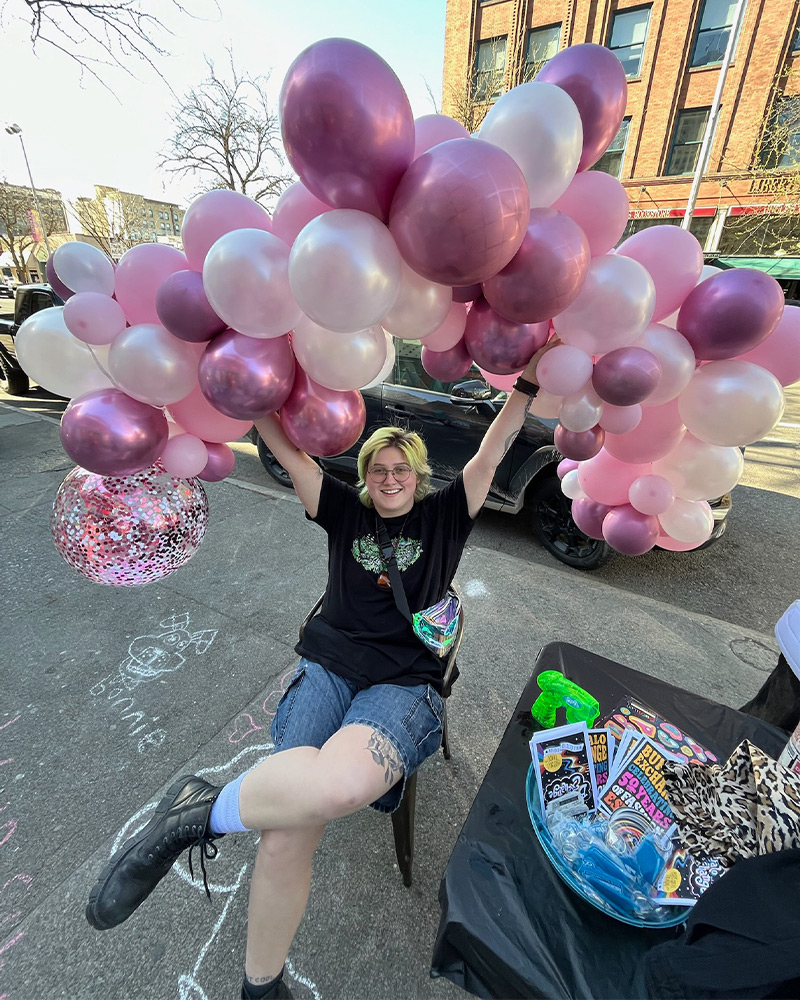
[257,826,324,866]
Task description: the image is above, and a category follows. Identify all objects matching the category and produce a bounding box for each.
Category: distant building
[443,1,800,283]
[0,181,69,283]
[74,185,186,258]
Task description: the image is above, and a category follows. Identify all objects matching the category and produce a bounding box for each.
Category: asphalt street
[2,391,797,1000]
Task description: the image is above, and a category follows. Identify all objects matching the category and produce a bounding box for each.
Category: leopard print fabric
[663,739,800,863]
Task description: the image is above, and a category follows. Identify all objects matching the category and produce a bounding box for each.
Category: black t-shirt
[295,472,476,691]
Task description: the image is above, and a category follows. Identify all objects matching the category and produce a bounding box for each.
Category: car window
[17,290,54,324]
[392,340,503,398]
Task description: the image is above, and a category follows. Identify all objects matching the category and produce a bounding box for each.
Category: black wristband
[513,376,540,398]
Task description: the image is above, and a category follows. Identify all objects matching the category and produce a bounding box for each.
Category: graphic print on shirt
[352,533,422,575]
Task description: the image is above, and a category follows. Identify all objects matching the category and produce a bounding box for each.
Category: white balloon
[291,315,388,392]
[15,306,114,397]
[633,323,697,406]
[652,434,744,501]
[52,241,115,296]
[560,469,586,500]
[109,323,199,406]
[362,334,396,389]
[559,385,604,432]
[658,497,714,545]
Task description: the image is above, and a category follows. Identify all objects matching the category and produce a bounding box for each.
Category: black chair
[298,585,464,887]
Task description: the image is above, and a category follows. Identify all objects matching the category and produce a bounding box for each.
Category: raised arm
[253,413,324,518]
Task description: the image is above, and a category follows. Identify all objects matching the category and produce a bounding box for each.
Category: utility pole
[4,123,53,256]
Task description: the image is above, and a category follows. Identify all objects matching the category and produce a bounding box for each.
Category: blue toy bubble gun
[531,670,600,728]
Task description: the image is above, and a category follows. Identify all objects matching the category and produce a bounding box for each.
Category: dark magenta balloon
[198,330,295,420]
[389,138,530,286]
[571,497,613,540]
[46,255,75,302]
[452,283,482,303]
[482,208,590,323]
[60,388,169,476]
[280,370,366,457]
[156,270,226,343]
[555,423,605,461]
[280,38,414,222]
[463,296,548,375]
[421,339,473,382]
[676,268,785,361]
[536,43,628,172]
[592,347,662,406]
[602,503,660,556]
[198,442,236,482]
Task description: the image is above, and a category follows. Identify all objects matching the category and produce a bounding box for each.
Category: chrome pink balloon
[604,398,685,464]
[482,208,590,323]
[199,442,236,482]
[677,268,785,361]
[181,190,272,271]
[280,38,414,221]
[452,283,482,303]
[536,43,628,172]
[602,504,660,556]
[168,383,253,443]
[50,462,208,586]
[555,423,605,461]
[463,297,548,375]
[617,225,704,323]
[270,181,332,246]
[156,270,226,343]
[413,114,470,159]
[552,171,630,256]
[280,370,366,458]
[389,138,530,286]
[571,497,614,540]
[60,388,169,476]
[736,302,800,386]
[421,339,473,382]
[592,347,662,406]
[199,330,295,420]
[114,244,188,326]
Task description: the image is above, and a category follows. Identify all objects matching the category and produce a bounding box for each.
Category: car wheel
[527,473,614,570]
[255,434,294,489]
[0,354,29,396]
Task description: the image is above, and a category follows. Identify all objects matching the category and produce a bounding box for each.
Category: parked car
[253,340,731,569]
[0,284,62,395]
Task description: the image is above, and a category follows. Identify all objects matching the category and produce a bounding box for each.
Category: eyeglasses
[367,464,413,483]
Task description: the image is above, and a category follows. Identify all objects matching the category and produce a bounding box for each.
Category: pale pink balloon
[419,301,468,352]
[577,448,651,506]
[655,531,702,552]
[413,114,470,159]
[658,497,713,545]
[381,260,452,340]
[63,292,127,346]
[602,504,660,556]
[199,442,236,482]
[617,225,704,323]
[551,171,630,257]
[160,433,209,478]
[291,317,388,391]
[168,383,253,443]
[114,244,188,326]
[271,181,333,247]
[632,323,697,406]
[557,458,579,479]
[628,474,674,515]
[280,371,366,458]
[108,323,199,406]
[478,366,521,392]
[182,189,273,271]
[736,303,800,387]
[598,402,642,434]
[536,344,593,397]
[558,384,604,433]
[603,398,686,464]
[652,433,744,501]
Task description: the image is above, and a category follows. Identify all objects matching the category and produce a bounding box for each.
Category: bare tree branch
[0,180,65,279]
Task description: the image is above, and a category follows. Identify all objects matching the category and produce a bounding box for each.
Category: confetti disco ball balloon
[51,462,209,586]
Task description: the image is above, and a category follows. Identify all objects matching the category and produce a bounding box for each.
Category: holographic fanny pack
[412,590,462,658]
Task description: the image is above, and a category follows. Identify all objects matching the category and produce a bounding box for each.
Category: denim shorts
[270,658,444,814]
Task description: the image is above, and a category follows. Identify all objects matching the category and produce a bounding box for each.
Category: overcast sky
[0,0,447,210]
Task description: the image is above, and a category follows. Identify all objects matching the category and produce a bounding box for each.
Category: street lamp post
[4,122,53,257]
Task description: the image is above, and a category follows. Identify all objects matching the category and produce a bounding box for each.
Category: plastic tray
[525,763,688,929]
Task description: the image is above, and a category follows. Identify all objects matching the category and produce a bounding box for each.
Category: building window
[691,0,742,68]
[524,24,561,79]
[758,96,800,170]
[591,117,631,178]
[665,108,711,175]
[473,35,507,102]
[792,13,800,53]
[608,7,650,79]
[148,209,153,217]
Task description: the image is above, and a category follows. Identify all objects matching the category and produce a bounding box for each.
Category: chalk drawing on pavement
[227,666,297,745]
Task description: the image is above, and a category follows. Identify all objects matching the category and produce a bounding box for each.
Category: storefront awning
[710,256,800,280]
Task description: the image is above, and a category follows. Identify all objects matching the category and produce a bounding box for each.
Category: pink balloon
[482,208,590,323]
[628,474,674,515]
[557,458,579,479]
[598,402,642,434]
[603,398,686,464]
[577,449,651,506]
[280,370,366,457]
[736,303,800,386]
[617,225,704,323]
[555,423,605,461]
[463,297,548,375]
[160,433,209,478]
[168,383,253,443]
[551,171,630,257]
[181,190,272,271]
[114,244,188,326]
[63,292,127,346]
[271,181,333,246]
[421,339,473,382]
[592,347,662,406]
[479,366,521,392]
[571,497,614,540]
[419,301,468,352]
[389,138,530,286]
[655,531,703,552]
[199,331,296,420]
[60,388,169,476]
[602,504,660,556]
[155,270,226,343]
[413,114,470,158]
[199,442,236,482]
[280,38,414,221]
[536,344,593,397]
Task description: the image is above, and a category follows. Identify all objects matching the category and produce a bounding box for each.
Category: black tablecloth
[430,641,787,1000]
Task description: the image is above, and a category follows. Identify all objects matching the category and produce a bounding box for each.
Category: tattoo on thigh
[365,732,403,785]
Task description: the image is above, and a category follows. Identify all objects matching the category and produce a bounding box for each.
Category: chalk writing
[226,667,297,745]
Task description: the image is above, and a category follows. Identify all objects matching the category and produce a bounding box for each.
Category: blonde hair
[357,426,431,508]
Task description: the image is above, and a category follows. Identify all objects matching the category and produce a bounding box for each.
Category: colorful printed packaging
[530,721,599,822]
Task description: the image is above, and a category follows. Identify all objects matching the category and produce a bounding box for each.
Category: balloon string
[87,344,121,389]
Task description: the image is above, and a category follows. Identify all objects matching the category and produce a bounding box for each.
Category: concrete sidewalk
[1,403,781,1000]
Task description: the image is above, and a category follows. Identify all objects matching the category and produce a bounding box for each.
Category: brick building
[442,0,800,283]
